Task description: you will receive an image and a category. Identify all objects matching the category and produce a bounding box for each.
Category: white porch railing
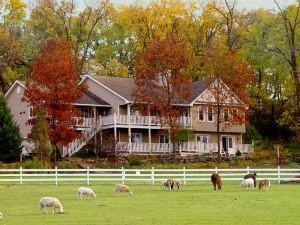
[101,114,191,127]
[115,142,253,155]
[74,117,96,127]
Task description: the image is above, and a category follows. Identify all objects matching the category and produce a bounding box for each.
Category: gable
[193,79,244,105]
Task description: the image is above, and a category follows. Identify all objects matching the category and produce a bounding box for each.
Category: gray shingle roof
[89,75,213,104]
[75,90,110,106]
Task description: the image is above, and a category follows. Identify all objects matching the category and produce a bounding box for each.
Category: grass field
[0,181,299,225]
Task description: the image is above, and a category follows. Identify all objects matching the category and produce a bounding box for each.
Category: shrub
[235,150,242,156]
[128,155,142,166]
[73,150,96,158]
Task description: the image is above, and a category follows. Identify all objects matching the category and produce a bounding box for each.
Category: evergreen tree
[0,94,22,162]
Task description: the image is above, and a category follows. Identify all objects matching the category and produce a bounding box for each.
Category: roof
[75,90,110,107]
[88,75,213,105]
[89,75,135,102]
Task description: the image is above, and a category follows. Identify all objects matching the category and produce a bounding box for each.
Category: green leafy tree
[30,110,52,166]
[0,94,21,162]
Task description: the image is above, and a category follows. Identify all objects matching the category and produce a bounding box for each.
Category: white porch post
[127,104,132,154]
[148,108,151,154]
[93,107,97,153]
[113,113,117,143]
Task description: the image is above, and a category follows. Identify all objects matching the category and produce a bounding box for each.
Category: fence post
[278,166,281,184]
[183,167,186,185]
[55,166,58,186]
[87,166,90,186]
[122,167,125,184]
[151,167,155,185]
[215,167,218,174]
[20,166,23,185]
[247,166,250,174]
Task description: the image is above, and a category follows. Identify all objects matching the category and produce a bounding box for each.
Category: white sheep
[114,184,132,195]
[77,187,96,199]
[240,178,254,189]
[0,211,2,220]
[40,197,64,214]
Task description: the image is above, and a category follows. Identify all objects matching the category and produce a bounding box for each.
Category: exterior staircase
[62,117,102,157]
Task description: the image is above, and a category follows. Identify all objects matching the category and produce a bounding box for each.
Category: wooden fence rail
[0,166,300,185]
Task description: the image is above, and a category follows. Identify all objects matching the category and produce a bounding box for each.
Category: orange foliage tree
[23,38,86,163]
[203,50,254,161]
[133,35,191,160]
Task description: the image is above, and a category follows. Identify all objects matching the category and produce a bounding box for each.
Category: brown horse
[244,173,257,188]
[211,173,222,190]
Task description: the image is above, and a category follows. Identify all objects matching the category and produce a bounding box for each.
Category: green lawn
[0,181,299,225]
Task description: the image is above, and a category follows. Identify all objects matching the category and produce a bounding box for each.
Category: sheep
[40,197,64,214]
[258,179,271,190]
[244,173,257,188]
[240,178,254,189]
[77,187,96,200]
[114,184,132,195]
[162,179,181,191]
[0,211,2,220]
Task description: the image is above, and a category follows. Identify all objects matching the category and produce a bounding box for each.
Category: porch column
[148,109,151,154]
[113,113,117,142]
[127,104,132,154]
[93,107,97,153]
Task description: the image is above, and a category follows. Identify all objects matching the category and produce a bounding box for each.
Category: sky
[24,0,297,11]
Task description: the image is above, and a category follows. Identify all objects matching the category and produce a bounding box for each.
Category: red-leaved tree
[203,49,254,161]
[23,38,86,163]
[133,35,191,160]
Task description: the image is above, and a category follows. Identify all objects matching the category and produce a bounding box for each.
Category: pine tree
[0,94,22,162]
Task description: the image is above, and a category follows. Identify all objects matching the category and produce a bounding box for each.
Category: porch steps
[62,118,102,157]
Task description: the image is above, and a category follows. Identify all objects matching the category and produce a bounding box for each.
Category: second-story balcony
[101,114,192,128]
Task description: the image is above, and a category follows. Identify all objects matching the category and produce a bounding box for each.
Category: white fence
[0,167,300,185]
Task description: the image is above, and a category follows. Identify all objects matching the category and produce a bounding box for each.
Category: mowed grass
[0,181,299,225]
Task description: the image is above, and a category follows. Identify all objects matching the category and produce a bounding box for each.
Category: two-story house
[4,75,253,157]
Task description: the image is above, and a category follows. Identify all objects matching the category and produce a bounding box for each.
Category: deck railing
[0,167,298,185]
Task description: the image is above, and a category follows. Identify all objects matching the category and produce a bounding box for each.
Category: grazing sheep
[0,211,2,220]
[240,178,254,189]
[40,197,64,214]
[211,173,222,190]
[259,179,271,190]
[173,179,181,190]
[77,187,96,199]
[244,173,257,188]
[114,184,132,195]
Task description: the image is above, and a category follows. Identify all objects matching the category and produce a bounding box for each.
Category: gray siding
[5,84,32,138]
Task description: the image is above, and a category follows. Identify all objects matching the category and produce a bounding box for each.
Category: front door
[221,136,234,153]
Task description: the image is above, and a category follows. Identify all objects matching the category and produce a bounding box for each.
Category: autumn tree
[133,35,191,160]
[23,38,86,163]
[203,50,254,161]
[0,94,22,162]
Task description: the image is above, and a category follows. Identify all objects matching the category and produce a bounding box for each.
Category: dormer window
[198,107,204,121]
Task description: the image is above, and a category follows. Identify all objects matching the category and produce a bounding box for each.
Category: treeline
[0,0,300,142]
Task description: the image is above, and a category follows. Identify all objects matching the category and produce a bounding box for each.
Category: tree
[203,50,254,161]
[30,110,52,166]
[0,94,22,162]
[133,35,191,160]
[23,38,86,163]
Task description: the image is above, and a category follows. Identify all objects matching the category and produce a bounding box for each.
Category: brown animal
[162,179,181,191]
[211,173,222,190]
[244,173,257,188]
[258,179,270,190]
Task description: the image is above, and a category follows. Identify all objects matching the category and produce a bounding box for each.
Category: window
[232,108,238,118]
[29,107,33,118]
[131,133,142,144]
[17,86,21,94]
[198,107,204,121]
[159,135,169,143]
[224,108,229,122]
[207,108,213,122]
[196,135,209,144]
